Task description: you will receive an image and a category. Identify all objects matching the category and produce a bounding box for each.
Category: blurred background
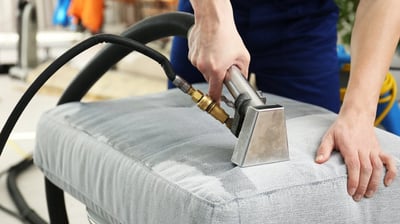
[0,1,178,223]
[0,0,399,223]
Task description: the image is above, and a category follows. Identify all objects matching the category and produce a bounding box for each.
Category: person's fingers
[187,25,195,40]
[315,132,335,164]
[364,153,383,198]
[187,25,198,49]
[186,23,250,104]
[207,71,225,103]
[352,151,372,201]
[235,52,250,79]
[188,41,198,67]
[342,149,360,198]
[380,152,397,187]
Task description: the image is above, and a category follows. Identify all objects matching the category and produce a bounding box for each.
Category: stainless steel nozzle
[225,66,289,167]
[231,105,289,167]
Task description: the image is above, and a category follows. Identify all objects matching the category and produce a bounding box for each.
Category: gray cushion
[34,84,400,224]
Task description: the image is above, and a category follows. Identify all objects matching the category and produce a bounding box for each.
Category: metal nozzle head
[231,104,289,167]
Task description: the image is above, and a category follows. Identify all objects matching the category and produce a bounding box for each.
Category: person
[169,0,399,202]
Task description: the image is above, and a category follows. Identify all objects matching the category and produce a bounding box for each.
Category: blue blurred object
[337,44,400,136]
[53,0,71,27]
[337,44,351,69]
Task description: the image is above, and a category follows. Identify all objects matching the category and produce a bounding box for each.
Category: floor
[0,75,88,223]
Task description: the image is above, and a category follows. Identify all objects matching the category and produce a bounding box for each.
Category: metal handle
[224,66,264,107]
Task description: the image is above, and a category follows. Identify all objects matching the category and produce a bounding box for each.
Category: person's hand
[187,12,250,103]
[316,113,397,201]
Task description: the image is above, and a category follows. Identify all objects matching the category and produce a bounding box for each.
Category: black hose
[0,12,194,224]
[46,13,193,224]
[0,203,27,223]
[1,167,26,223]
[0,33,178,224]
[6,158,46,224]
[0,12,194,156]
[0,34,177,157]
[57,12,194,104]
[390,66,400,71]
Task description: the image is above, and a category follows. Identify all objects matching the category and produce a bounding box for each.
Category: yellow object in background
[340,63,397,126]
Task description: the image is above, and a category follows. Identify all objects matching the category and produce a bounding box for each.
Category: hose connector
[172,75,191,93]
[188,87,232,128]
[172,76,232,128]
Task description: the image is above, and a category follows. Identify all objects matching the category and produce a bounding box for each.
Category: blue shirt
[170,0,340,112]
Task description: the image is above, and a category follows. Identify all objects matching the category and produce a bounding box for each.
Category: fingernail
[353,194,362,202]
[348,188,356,196]
[385,178,393,187]
[315,154,324,162]
[365,190,374,198]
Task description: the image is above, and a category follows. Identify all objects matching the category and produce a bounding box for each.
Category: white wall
[0,0,17,32]
[0,0,58,33]
[35,0,57,30]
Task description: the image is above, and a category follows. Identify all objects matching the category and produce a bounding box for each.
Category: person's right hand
[187,7,250,103]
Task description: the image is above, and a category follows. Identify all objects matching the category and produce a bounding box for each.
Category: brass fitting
[188,87,232,128]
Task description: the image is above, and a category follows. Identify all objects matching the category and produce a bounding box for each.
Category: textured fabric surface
[34,85,400,224]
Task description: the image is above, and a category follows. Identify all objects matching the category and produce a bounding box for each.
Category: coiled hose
[0,12,195,224]
[375,72,398,126]
[340,63,398,126]
[0,34,179,156]
[0,34,179,224]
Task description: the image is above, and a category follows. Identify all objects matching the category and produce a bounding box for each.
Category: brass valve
[188,87,232,128]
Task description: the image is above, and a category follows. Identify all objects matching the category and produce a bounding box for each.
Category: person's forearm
[187,0,250,101]
[190,0,234,32]
[190,0,232,20]
[341,0,400,121]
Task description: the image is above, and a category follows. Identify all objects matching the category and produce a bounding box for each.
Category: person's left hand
[315,113,397,201]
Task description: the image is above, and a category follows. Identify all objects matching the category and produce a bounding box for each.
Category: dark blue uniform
[170,0,341,113]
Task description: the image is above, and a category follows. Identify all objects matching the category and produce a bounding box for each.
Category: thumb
[316,132,335,164]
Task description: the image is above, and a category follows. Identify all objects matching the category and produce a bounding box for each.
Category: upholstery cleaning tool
[225,66,289,166]
[0,12,289,223]
[0,13,289,168]
[173,22,290,167]
[174,65,289,167]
